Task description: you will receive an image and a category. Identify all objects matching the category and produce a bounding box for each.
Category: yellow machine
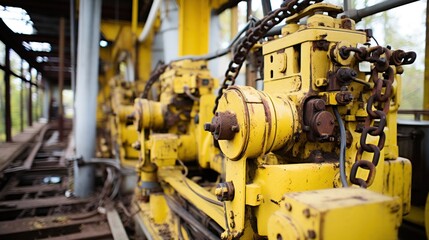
[109,77,140,167]
[123,1,418,239]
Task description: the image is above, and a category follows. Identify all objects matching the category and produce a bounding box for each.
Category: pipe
[333,106,349,188]
[74,0,102,197]
[138,0,162,43]
[346,0,419,23]
[343,0,352,12]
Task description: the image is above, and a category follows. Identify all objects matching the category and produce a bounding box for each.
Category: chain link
[343,46,416,188]
[213,0,324,114]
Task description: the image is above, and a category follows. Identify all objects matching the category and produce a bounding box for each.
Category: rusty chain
[342,46,416,188]
[213,0,324,114]
[141,62,168,99]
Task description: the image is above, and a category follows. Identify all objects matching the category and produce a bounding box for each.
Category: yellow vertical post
[231,7,238,38]
[132,0,138,34]
[178,0,211,56]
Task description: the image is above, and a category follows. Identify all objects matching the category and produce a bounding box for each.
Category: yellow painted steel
[177,0,210,56]
[268,188,402,240]
[110,2,418,239]
[97,17,156,165]
[212,3,413,238]
[131,0,138,34]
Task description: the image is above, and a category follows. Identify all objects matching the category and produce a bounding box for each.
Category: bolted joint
[204,111,239,140]
[335,91,354,105]
[336,68,357,85]
[215,181,235,201]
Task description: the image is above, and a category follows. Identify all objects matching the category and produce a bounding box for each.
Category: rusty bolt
[335,91,354,105]
[204,123,215,132]
[215,182,235,201]
[336,68,357,85]
[313,99,326,111]
[308,230,316,239]
[303,208,311,218]
[204,112,239,140]
[284,202,292,211]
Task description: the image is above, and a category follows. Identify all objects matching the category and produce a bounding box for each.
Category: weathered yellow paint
[132,60,225,237]
[382,157,412,214]
[252,163,341,235]
[213,3,413,238]
[126,2,415,239]
[268,188,402,240]
[150,193,169,224]
[245,184,262,206]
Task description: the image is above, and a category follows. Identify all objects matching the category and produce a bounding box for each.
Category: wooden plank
[0,213,104,236]
[0,196,92,212]
[4,184,64,195]
[0,143,29,171]
[0,177,20,199]
[0,123,47,172]
[107,209,129,240]
[39,223,112,240]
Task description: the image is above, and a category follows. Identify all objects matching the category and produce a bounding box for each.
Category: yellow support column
[178,0,211,56]
[131,0,138,34]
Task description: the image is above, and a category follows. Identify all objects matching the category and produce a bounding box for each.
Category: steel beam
[74,0,102,197]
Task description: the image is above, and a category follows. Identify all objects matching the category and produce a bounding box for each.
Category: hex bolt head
[204,123,213,132]
[313,99,326,111]
[215,182,235,201]
[205,112,239,140]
